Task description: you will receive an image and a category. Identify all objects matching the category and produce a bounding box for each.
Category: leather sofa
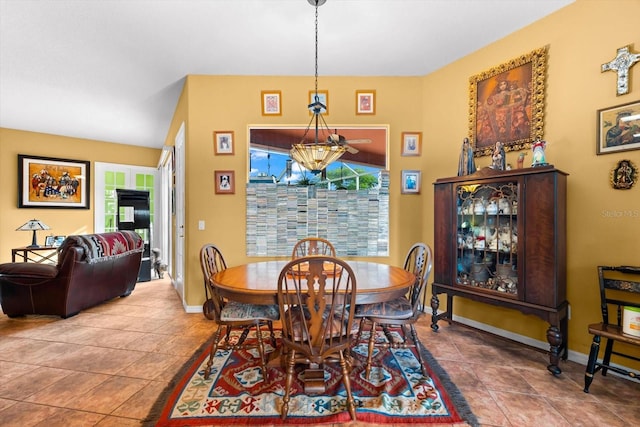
[0,231,144,318]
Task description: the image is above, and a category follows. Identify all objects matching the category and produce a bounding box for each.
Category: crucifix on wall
[601,45,640,96]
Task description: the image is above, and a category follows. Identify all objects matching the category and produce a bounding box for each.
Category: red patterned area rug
[144,329,478,426]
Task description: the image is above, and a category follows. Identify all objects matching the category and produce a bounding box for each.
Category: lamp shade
[16,219,50,248]
[290,142,346,173]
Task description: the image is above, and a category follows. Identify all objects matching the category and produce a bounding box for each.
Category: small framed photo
[45,235,55,247]
[214,131,234,155]
[401,132,422,156]
[53,236,66,247]
[401,170,421,194]
[356,90,376,115]
[309,90,328,115]
[261,90,282,116]
[596,100,640,155]
[215,170,235,194]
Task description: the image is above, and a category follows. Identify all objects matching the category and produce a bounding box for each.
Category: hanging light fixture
[290,0,347,173]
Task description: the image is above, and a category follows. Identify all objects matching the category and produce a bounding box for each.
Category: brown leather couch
[0,231,144,318]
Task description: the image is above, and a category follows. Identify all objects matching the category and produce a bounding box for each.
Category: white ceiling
[0,0,574,149]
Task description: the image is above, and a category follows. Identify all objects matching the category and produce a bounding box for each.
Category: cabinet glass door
[455,180,519,297]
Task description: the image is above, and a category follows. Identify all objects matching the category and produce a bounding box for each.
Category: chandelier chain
[314,2,319,96]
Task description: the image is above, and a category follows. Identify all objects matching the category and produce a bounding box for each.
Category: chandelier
[290,0,347,173]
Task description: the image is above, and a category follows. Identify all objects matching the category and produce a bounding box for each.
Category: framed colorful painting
[18,154,90,209]
[469,46,547,156]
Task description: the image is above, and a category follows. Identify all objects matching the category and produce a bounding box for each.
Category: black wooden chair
[584,265,640,393]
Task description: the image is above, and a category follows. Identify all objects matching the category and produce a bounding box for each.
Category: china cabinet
[431,166,568,375]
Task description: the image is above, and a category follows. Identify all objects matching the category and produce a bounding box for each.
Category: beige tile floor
[0,277,638,426]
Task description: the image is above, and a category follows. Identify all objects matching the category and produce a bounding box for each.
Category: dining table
[210,259,416,392]
[211,259,416,306]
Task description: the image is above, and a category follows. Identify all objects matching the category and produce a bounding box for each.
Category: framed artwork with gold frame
[261,90,282,116]
[356,90,376,115]
[401,132,422,156]
[469,46,547,157]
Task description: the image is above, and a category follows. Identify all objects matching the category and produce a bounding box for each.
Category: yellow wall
[420,0,640,361]
[0,128,160,261]
[174,75,424,306]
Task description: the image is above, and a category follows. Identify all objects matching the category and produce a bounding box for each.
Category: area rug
[145,329,478,426]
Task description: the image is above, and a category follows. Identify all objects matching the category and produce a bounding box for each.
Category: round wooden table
[211,260,415,305]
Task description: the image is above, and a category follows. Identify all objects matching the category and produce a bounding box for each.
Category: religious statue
[490,141,506,170]
[517,152,527,169]
[531,139,548,167]
[457,137,477,176]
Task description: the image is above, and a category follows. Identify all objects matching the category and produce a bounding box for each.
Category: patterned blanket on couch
[59,231,143,264]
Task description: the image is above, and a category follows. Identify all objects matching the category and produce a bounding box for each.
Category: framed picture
[214,131,234,155]
[469,46,547,157]
[261,90,282,116]
[596,100,640,155]
[309,90,328,115]
[53,235,66,247]
[215,170,235,194]
[401,132,422,156]
[44,235,55,247]
[18,154,90,209]
[356,90,376,115]
[401,170,421,194]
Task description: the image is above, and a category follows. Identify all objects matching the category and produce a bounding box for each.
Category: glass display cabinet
[431,166,568,375]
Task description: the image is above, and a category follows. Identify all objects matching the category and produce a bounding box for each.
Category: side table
[11,246,59,264]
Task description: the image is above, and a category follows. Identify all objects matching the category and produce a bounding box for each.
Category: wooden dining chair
[353,243,433,380]
[291,237,336,258]
[199,244,279,382]
[277,256,357,420]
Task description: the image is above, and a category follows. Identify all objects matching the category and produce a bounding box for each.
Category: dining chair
[353,242,433,380]
[291,237,336,258]
[199,243,279,382]
[277,256,357,420]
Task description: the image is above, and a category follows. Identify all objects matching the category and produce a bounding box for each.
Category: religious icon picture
[596,100,640,155]
[215,170,235,194]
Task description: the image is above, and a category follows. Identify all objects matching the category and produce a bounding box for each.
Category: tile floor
[0,277,638,426]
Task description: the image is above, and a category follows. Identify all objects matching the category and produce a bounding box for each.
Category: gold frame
[401,132,422,156]
[261,90,282,116]
[356,90,376,115]
[469,46,547,156]
[213,131,234,155]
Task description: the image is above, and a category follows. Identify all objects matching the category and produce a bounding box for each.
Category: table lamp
[16,219,51,248]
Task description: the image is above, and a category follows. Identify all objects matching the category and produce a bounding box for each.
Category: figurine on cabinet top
[457,137,477,176]
[517,152,527,169]
[531,139,548,167]
[490,141,506,170]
